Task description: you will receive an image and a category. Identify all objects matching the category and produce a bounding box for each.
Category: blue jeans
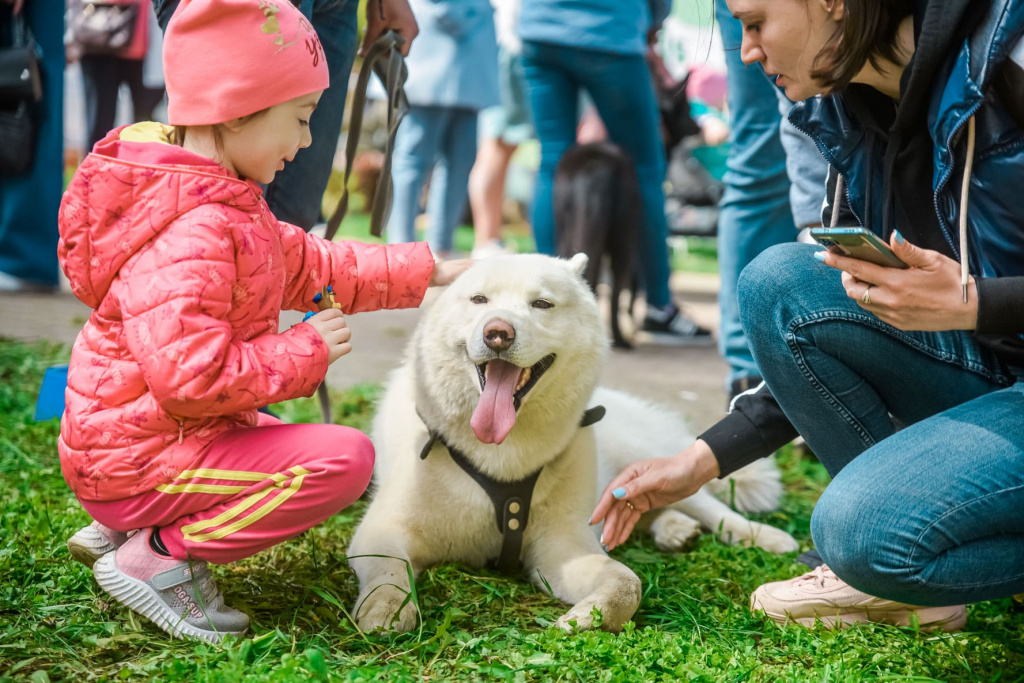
[740,242,1024,606]
[386,105,478,253]
[154,0,359,231]
[521,40,671,308]
[0,0,64,286]
[715,2,828,386]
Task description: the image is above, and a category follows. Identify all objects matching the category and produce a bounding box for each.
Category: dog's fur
[555,143,639,349]
[348,254,797,633]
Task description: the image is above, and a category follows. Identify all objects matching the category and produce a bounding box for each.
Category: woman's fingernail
[612,488,626,499]
[894,230,905,244]
[599,533,604,545]
[813,251,827,262]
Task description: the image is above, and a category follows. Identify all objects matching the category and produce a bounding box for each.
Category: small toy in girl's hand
[303,284,342,321]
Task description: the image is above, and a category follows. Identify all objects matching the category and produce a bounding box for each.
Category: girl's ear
[221,117,248,133]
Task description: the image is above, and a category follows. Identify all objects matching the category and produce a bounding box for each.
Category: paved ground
[1,271,730,435]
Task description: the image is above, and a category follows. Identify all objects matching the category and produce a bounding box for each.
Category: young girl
[58,0,467,644]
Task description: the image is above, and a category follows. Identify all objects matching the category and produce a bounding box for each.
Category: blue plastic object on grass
[34,364,68,421]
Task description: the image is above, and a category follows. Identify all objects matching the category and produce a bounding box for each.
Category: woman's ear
[821,0,845,20]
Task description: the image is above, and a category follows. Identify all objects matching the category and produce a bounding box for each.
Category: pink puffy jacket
[57,123,434,502]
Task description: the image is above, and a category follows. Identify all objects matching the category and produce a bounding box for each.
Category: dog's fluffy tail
[703,458,784,514]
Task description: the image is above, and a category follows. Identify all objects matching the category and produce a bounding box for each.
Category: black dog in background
[555,143,641,349]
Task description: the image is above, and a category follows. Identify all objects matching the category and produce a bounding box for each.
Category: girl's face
[221,91,323,184]
[727,0,844,101]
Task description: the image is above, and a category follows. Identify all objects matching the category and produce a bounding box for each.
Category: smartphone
[809,227,908,269]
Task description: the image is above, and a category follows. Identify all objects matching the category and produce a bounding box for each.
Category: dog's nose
[483,318,516,352]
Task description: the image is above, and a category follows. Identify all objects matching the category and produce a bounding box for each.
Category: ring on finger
[861,286,873,305]
[625,501,635,512]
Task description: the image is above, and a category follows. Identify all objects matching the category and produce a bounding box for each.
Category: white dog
[348,254,797,634]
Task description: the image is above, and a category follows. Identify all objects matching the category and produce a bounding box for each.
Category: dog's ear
[568,253,589,279]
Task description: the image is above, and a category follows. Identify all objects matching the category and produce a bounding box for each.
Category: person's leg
[386,106,443,244]
[738,242,1014,476]
[123,57,165,122]
[83,419,376,563]
[521,40,580,256]
[571,50,672,310]
[812,380,1024,607]
[261,0,360,230]
[80,55,122,150]
[0,0,63,288]
[778,90,828,231]
[424,108,478,254]
[468,133,518,251]
[714,3,795,390]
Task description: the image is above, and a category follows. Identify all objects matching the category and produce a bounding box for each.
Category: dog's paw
[649,509,702,552]
[736,523,799,554]
[354,585,419,633]
[555,604,601,633]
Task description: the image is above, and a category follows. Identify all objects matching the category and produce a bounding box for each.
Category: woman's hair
[169,109,270,148]
[812,0,915,91]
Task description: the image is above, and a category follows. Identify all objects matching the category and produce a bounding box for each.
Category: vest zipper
[178,420,184,445]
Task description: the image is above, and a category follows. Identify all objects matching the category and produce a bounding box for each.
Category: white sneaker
[750,565,966,632]
[67,521,130,568]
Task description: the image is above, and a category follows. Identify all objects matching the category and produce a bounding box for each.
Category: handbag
[0,14,42,107]
[68,0,140,55]
[0,100,37,175]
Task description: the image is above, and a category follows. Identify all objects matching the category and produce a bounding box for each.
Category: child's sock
[149,527,171,557]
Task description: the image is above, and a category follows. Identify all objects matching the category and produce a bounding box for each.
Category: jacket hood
[58,122,262,308]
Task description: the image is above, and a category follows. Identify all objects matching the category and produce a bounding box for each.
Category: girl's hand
[430,259,473,287]
[307,309,352,364]
[590,439,721,551]
[818,231,979,331]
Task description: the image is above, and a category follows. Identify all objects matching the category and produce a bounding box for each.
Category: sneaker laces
[794,564,843,590]
[187,563,225,612]
[666,312,702,336]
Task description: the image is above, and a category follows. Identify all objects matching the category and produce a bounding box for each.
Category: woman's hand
[361,0,418,56]
[818,231,979,331]
[430,259,473,287]
[307,309,353,364]
[590,439,721,551]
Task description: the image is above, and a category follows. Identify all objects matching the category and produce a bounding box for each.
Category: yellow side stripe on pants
[180,466,311,543]
[156,467,280,496]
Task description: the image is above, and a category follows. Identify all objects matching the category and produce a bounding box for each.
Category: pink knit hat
[164,0,330,125]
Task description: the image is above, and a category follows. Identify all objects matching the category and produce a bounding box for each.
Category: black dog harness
[418,405,605,573]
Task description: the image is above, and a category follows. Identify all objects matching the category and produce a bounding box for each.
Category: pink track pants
[82,415,374,564]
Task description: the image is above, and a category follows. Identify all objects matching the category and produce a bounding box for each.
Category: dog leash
[324,29,409,242]
[315,30,409,424]
[416,405,606,574]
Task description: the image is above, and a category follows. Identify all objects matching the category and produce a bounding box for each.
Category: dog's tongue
[471,359,522,444]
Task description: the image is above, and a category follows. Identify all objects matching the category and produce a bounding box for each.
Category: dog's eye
[532,299,554,310]
[471,295,488,305]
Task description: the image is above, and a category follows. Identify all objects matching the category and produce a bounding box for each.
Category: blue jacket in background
[518,0,663,56]
[402,0,500,110]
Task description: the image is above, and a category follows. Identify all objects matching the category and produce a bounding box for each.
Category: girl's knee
[322,427,376,499]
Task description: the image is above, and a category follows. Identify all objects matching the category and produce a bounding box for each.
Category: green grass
[2,338,1022,682]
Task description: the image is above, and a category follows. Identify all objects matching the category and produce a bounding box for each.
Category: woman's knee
[811,479,921,601]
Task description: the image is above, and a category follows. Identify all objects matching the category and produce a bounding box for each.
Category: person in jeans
[384,0,499,255]
[152,0,419,232]
[714,1,829,402]
[593,0,1024,632]
[518,0,711,342]
[0,0,64,292]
